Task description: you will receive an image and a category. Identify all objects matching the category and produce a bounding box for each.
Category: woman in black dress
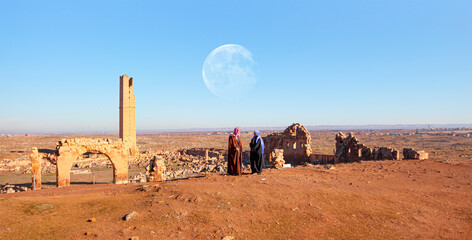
[250,130,264,174]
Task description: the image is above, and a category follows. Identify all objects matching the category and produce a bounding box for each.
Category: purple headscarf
[252,130,265,154]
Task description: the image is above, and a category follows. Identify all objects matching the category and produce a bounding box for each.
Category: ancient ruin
[30,75,139,188]
[263,123,312,165]
[30,147,41,189]
[270,149,285,169]
[120,74,138,155]
[334,132,400,163]
[403,148,429,160]
[264,123,338,167]
[145,156,167,182]
[55,138,130,186]
[309,153,335,164]
[263,123,427,167]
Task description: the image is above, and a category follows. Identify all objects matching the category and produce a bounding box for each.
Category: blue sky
[0,1,471,133]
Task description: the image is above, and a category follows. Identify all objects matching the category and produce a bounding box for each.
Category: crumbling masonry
[31,74,138,188]
[334,132,400,163]
[263,123,312,166]
[55,138,130,186]
[262,123,427,167]
[120,74,138,155]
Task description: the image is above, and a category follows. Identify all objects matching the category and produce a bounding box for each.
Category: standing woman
[227,127,243,176]
[250,130,264,174]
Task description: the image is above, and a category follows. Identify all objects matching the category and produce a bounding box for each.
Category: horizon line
[1,123,471,135]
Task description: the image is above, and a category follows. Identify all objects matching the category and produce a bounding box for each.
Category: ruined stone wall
[309,154,335,164]
[335,132,366,163]
[263,123,312,165]
[335,132,401,163]
[262,133,283,163]
[403,148,428,160]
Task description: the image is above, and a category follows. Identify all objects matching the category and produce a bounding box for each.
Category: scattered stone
[123,211,138,221]
[324,165,335,170]
[129,172,147,183]
[70,169,92,175]
[137,184,159,192]
[87,217,97,222]
[1,184,31,194]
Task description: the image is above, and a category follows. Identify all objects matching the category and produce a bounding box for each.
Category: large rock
[123,211,138,221]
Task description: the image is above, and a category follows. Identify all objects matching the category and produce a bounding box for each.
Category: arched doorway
[69,151,115,185]
[55,138,129,187]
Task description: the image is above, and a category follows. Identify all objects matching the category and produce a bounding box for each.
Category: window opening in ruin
[293,142,296,150]
[70,151,113,185]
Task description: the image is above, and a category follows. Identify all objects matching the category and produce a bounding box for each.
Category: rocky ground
[0,131,471,239]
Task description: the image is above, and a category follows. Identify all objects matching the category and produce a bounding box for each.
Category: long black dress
[250,137,263,174]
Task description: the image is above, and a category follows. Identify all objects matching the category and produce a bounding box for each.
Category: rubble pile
[0,155,31,172]
[0,150,56,174]
[1,184,29,194]
[372,147,400,160]
[130,148,251,182]
[129,172,148,183]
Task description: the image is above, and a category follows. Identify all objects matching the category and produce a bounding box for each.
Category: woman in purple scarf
[250,130,264,174]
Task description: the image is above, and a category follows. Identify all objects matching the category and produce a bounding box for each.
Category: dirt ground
[0,131,472,239]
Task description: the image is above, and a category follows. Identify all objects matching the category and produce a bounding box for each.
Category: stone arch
[55,138,129,187]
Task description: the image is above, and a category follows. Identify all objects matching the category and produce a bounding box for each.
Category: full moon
[202,44,256,99]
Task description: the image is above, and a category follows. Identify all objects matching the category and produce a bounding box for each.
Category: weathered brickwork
[120,74,137,155]
[263,123,312,166]
[30,75,141,188]
[55,138,130,187]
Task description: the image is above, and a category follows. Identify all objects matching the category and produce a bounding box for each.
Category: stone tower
[119,74,137,152]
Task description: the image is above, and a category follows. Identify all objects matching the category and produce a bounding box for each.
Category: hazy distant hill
[141,123,472,133]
